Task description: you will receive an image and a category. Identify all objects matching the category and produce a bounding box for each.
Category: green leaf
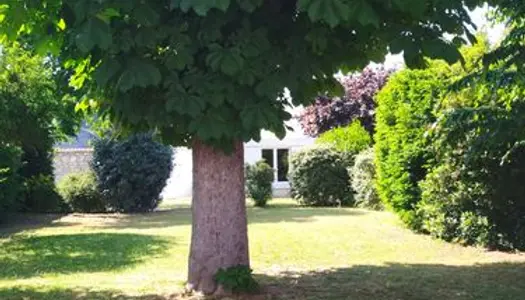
[404,43,427,69]
[135,60,162,87]
[132,4,159,26]
[170,0,181,10]
[166,48,194,70]
[135,27,157,48]
[298,0,352,27]
[389,36,407,54]
[117,59,161,92]
[206,46,244,76]
[422,38,462,64]
[354,1,380,28]
[94,59,121,86]
[96,8,120,23]
[240,105,262,129]
[75,18,112,52]
[236,0,263,12]
[178,0,231,16]
[72,0,88,21]
[393,0,427,17]
[35,37,61,56]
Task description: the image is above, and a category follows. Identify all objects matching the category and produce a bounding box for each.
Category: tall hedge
[374,38,525,250]
[374,69,447,227]
[418,102,525,250]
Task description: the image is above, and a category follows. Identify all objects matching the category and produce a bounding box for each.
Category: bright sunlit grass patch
[0,198,524,299]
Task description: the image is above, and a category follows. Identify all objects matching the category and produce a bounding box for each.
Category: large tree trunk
[187,140,250,295]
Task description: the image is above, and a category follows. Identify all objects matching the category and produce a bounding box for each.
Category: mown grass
[0,199,524,299]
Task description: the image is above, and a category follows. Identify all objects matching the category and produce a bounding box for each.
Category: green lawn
[1,199,524,300]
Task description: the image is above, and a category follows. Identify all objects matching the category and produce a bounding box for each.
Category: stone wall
[53,148,93,181]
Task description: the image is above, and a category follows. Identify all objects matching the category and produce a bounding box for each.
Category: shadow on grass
[0,288,177,300]
[1,262,524,299]
[258,262,525,300]
[0,233,170,279]
[0,213,68,238]
[90,205,364,230]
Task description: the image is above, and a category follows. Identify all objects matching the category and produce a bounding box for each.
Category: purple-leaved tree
[299,67,391,137]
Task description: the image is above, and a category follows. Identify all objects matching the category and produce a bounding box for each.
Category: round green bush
[91,134,173,213]
[289,146,353,206]
[245,161,274,207]
[350,147,382,210]
[316,120,372,159]
[58,172,106,213]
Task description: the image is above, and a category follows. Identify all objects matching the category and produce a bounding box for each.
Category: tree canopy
[0,0,481,150]
[299,67,390,137]
[0,43,78,147]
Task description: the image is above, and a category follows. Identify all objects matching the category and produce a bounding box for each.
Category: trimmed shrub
[289,146,353,206]
[316,120,372,160]
[374,68,446,228]
[0,144,23,216]
[58,172,106,213]
[245,161,274,207]
[21,174,65,213]
[92,134,173,213]
[350,147,382,210]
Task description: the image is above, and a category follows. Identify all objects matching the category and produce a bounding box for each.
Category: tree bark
[187,139,250,295]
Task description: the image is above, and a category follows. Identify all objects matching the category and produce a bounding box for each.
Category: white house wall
[161,129,315,199]
[162,147,193,199]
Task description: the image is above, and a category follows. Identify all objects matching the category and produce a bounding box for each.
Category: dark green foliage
[58,172,106,213]
[417,164,494,246]
[91,134,173,213]
[350,147,382,210]
[18,136,60,213]
[374,69,446,227]
[214,265,259,293]
[0,44,79,215]
[289,146,353,207]
[21,175,65,213]
[245,161,273,207]
[418,101,525,250]
[19,143,54,180]
[0,144,23,216]
[0,0,480,151]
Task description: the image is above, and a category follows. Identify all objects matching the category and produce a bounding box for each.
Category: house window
[261,148,289,182]
[277,149,289,182]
